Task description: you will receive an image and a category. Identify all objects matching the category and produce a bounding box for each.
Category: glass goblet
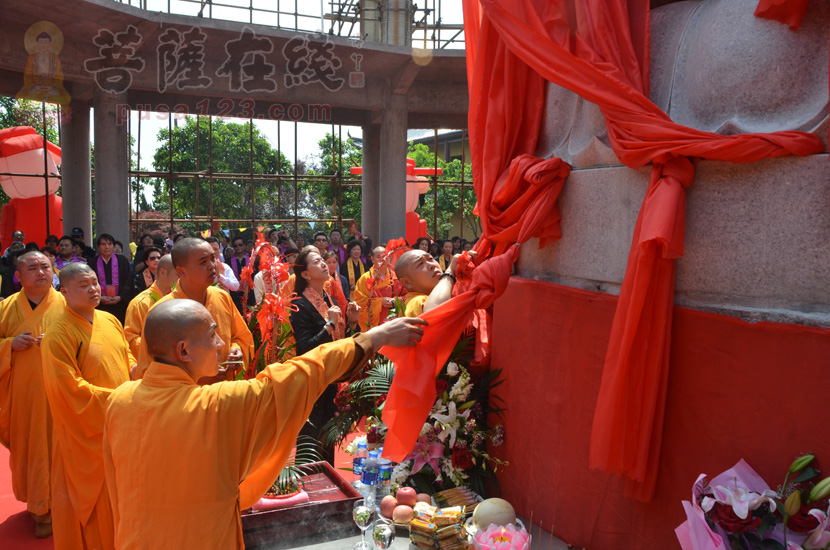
[372,518,396,550]
[353,498,375,550]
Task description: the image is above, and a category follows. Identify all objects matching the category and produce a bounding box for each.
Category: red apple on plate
[380,495,397,518]
[396,487,417,507]
[393,505,414,525]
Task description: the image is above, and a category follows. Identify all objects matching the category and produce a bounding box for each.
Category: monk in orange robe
[0,252,65,538]
[41,262,133,549]
[135,238,253,380]
[395,249,461,318]
[353,247,406,331]
[123,254,177,358]
[103,299,426,549]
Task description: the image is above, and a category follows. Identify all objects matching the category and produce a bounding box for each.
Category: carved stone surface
[666,0,829,138]
[534,0,829,167]
[517,154,830,325]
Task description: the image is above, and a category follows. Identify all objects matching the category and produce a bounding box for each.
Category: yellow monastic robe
[136,285,254,379]
[438,255,452,271]
[41,307,132,550]
[353,268,405,332]
[404,291,428,319]
[0,287,64,517]
[123,282,162,358]
[104,334,373,549]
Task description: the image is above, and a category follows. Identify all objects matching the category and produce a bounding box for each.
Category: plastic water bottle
[353,441,368,476]
[377,459,393,498]
[361,451,380,504]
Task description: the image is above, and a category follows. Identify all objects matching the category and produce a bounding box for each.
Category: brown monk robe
[123,254,177,358]
[41,263,133,550]
[103,300,427,549]
[135,238,253,380]
[0,252,65,538]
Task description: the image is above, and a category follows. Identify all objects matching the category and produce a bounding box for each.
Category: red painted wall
[490,278,830,550]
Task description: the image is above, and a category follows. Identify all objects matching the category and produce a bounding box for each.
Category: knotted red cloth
[462,0,824,502]
[380,246,519,462]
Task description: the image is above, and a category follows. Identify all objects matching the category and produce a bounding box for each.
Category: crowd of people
[0,223,471,547]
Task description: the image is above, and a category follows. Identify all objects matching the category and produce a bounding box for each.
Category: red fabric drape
[754,0,810,30]
[380,246,519,462]
[461,0,824,501]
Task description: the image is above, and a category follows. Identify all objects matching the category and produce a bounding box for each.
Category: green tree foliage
[151,117,292,223]
[302,135,479,240]
[301,133,363,227]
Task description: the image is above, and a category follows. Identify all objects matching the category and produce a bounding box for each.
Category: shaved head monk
[394,249,472,318]
[41,262,134,549]
[104,300,427,549]
[352,246,406,331]
[124,254,177,359]
[0,252,65,538]
[136,238,253,380]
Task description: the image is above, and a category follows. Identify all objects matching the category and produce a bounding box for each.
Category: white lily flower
[431,401,470,449]
[701,485,777,520]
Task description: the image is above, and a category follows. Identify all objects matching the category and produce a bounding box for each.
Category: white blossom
[446,362,459,377]
[391,460,413,488]
[449,370,472,402]
[345,435,366,455]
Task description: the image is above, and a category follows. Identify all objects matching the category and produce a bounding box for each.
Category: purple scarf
[56,255,81,270]
[231,254,248,278]
[97,254,119,295]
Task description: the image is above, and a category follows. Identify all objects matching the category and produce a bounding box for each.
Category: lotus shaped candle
[474,523,529,550]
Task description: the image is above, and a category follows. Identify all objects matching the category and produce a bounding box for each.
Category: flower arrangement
[677,455,830,550]
[237,230,297,377]
[325,337,508,497]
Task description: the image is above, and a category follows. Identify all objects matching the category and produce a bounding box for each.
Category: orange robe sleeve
[135,286,254,378]
[103,334,373,549]
[0,288,64,517]
[123,285,157,359]
[404,292,428,318]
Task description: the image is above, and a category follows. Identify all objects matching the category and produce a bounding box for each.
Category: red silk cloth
[380,246,519,462]
[461,0,825,501]
[754,0,810,30]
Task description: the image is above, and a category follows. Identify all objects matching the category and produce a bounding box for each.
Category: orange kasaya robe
[41,307,132,550]
[103,334,373,549]
[353,267,406,332]
[0,287,65,517]
[136,285,254,379]
[403,291,428,319]
[123,281,163,359]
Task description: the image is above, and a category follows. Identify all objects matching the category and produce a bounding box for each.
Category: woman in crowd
[132,233,155,274]
[339,239,368,293]
[438,239,454,271]
[88,233,134,322]
[429,241,440,258]
[413,237,430,252]
[135,246,163,291]
[289,249,360,463]
[323,251,350,309]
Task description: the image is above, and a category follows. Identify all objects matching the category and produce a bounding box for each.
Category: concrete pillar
[93,89,130,245]
[361,123,381,242]
[60,102,92,239]
[378,93,408,243]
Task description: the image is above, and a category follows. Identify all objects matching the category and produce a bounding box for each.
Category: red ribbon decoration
[381,246,519,463]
